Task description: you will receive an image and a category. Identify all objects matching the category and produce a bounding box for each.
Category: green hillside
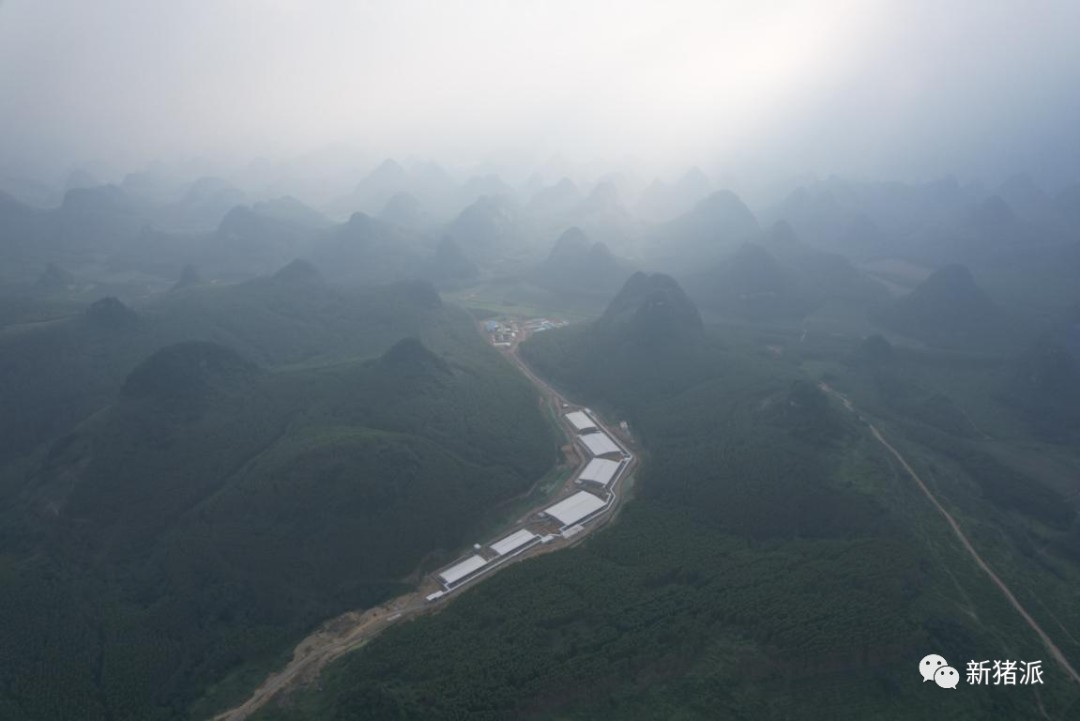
[0,276,556,721]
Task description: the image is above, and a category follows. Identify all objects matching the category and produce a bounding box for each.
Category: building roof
[438,554,488,586]
[564,410,597,432]
[544,490,606,527]
[489,529,538,556]
[578,431,622,457]
[578,457,621,487]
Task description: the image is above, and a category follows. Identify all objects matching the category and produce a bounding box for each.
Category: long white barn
[564,410,597,432]
[544,490,606,527]
[577,457,622,487]
[437,554,488,588]
[490,529,538,556]
[578,431,622,458]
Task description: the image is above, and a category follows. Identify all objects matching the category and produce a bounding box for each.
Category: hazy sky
[2,0,1078,186]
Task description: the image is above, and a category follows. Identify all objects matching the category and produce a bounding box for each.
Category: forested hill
[0,275,555,721]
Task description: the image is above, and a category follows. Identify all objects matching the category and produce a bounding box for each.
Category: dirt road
[819,383,1080,686]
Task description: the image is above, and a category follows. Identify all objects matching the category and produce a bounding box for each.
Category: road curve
[820,383,1080,686]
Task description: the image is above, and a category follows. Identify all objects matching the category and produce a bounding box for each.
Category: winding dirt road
[819,383,1080,686]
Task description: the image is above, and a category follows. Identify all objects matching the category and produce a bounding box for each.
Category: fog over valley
[3,0,1080,193]
[3,2,1080,721]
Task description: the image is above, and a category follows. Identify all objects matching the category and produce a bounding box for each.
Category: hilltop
[642,190,759,273]
[531,227,630,297]
[598,271,703,344]
[875,264,1002,343]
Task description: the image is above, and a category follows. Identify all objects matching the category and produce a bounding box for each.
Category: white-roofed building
[490,529,539,556]
[577,457,622,487]
[578,431,622,458]
[437,554,488,588]
[564,411,597,432]
[543,490,607,527]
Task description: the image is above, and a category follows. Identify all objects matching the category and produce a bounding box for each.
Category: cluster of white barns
[429,527,549,598]
[427,408,630,599]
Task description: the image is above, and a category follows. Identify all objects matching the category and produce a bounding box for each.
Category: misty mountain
[377,335,452,376]
[151,176,248,230]
[378,191,427,230]
[253,194,332,228]
[685,225,888,322]
[577,179,623,214]
[55,184,151,255]
[769,176,980,258]
[271,257,325,286]
[598,271,704,345]
[207,202,322,277]
[0,192,54,282]
[0,267,459,467]
[643,189,760,273]
[547,179,640,255]
[530,226,631,297]
[325,158,410,218]
[325,158,465,222]
[169,264,202,292]
[759,221,890,306]
[444,194,521,263]
[874,264,1002,343]
[899,192,1060,267]
[84,295,140,330]
[635,167,714,222]
[119,164,188,205]
[422,236,479,284]
[459,174,516,205]
[526,177,583,216]
[519,272,713,412]
[121,339,259,403]
[685,242,807,320]
[308,211,430,286]
[0,183,333,286]
[767,174,1079,271]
